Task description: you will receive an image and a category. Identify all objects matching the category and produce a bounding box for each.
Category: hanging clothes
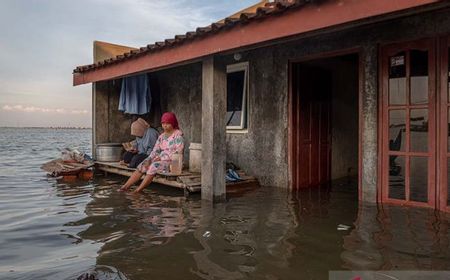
[118,74,152,115]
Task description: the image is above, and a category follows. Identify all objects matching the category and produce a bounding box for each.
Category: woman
[122,118,159,168]
[120,112,184,193]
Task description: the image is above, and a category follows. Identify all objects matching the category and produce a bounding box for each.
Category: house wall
[93,80,133,149]
[155,63,203,166]
[219,7,450,201]
[93,8,450,203]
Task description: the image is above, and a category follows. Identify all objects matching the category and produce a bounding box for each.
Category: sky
[0,0,259,127]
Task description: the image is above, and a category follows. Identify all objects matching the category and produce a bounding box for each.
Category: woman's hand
[142,160,151,168]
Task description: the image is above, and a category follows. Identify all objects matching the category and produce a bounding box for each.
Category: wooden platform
[95,161,259,196]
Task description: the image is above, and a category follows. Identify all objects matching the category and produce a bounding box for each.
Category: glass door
[381,39,436,208]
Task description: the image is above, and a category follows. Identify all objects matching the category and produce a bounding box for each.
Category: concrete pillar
[92,81,109,159]
[201,57,226,202]
[360,44,378,204]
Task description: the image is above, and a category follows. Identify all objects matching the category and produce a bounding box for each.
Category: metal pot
[95,143,123,162]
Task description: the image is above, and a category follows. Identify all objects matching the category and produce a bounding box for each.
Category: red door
[291,63,331,188]
[439,36,450,212]
[380,38,436,208]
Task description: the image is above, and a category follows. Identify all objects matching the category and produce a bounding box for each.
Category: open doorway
[290,53,359,189]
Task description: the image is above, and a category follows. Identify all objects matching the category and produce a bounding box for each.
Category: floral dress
[137,129,184,175]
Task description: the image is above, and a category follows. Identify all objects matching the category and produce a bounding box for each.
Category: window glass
[410,157,428,203]
[389,110,406,152]
[389,156,405,200]
[226,64,248,130]
[410,50,429,104]
[389,52,406,105]
[226,71,245,127]
[410,109,428,152]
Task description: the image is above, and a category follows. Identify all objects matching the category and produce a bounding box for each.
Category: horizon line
[0,126,92,129]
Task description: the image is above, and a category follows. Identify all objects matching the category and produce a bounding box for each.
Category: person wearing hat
[121,118,159,168]
[120,112,184,193]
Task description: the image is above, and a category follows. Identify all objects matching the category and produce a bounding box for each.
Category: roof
[73,0,443,85]
[73,0,307,74]
[216,0,271,24]
[93,41,137,63]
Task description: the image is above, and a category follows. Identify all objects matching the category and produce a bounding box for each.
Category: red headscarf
[161,112,179,129]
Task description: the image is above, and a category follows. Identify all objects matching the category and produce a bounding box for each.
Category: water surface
[0,128,449,280]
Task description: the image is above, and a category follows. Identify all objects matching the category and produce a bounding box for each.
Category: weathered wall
[93,80,133,147]
[93,78,160,159]
[222,8,450,199]
[220,48,289,187]
[155,63,203,165]
[94,8,450,203]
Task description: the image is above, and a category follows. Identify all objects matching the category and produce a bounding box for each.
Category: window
[226,62,249,131]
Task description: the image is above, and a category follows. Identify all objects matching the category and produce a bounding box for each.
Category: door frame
[379,38,437,209]
[288,47,363,195]
[438,35,450,212]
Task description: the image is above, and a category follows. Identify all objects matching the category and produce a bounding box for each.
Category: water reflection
[51,177,450,279]
[343,204,450,271]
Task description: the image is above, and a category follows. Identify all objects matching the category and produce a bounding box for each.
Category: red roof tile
[73,0,306,73]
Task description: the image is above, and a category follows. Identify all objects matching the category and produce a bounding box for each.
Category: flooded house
[73,0,450,212]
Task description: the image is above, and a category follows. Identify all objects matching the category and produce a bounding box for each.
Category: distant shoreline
[0,127,92,129]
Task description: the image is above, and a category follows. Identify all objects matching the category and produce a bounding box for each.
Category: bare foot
[119,185,131,192]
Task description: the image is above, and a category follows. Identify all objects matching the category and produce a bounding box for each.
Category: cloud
[0,0,258,127]
[1,104,89,115]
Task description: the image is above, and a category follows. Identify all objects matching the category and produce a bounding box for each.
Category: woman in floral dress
[120,112,184,193]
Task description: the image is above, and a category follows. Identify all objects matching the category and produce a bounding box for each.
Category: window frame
[226,62,249,131]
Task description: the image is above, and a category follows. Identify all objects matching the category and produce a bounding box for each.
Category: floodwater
[0,128,450,280]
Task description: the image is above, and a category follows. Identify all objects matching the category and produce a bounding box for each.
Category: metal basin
[96,143,123,162]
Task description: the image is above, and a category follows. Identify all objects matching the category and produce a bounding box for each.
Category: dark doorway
[290,53,359,189]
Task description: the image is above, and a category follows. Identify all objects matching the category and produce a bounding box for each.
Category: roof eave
[73,0,442,86]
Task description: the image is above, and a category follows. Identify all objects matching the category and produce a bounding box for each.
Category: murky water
[0,128,449,280]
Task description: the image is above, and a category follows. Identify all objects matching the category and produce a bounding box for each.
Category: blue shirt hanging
[118,74,152,115]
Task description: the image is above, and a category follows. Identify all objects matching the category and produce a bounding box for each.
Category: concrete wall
[93,80,133,147]
[155,63,203,166]
[219,8,450,200]
[220,48,289,187]
[94,8,450,203]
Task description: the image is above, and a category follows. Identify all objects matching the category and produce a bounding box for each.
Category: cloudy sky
[0,0,258,127]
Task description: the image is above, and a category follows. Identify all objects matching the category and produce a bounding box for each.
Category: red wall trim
[73,0,438,86]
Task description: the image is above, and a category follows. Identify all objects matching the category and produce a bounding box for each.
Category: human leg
[133,175,155,193]
[120,170,143,191]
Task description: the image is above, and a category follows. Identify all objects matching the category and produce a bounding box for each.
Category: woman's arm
[148,136,162,160]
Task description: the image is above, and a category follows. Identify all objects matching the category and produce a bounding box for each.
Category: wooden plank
[96,164,186,190]
[95,161,259,195]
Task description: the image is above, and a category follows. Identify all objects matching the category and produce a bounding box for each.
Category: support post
[360,44,378,203]
[201,56,227,202]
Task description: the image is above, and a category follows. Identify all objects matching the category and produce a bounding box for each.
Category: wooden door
[291,64,331,188]
[381,38,436,208]
[439,36,450,212]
